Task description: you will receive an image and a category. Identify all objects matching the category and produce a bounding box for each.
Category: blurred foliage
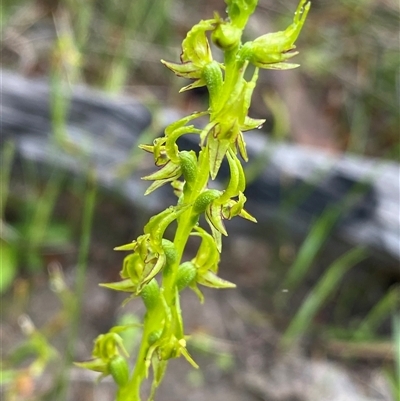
[1,0,174,90]
[1,161,73,289]
[1,0,398,157]
[0,1,398,398]
[276,0,399,157]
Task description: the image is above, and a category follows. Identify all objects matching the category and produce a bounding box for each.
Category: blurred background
[2,0,399,155]
[1,1,399,400]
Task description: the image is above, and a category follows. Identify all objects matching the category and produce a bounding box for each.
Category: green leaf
[0,241,17,294]
[166,127,201,163]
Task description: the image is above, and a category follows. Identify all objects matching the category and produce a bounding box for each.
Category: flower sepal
[241,0,310,70]
[196,270,236,289]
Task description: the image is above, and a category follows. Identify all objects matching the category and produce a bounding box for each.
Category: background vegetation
[1,0,399,400]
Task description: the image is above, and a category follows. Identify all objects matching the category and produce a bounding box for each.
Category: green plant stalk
[79,2,311,400]
[25,170,64,270]
[119,109,215,401]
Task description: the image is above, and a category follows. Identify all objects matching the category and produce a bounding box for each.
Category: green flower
[204,67,264,178]
[75,329,131,384]
[139,138,169,167]
[101,234,165,296]
[102,207,189,298]
[240,0,310,70]
[191,227,236,291]
[211,14,242,50]
[205,191,256,251]
[80,1,311,398]
[142,160,182,195]
[174,227,236,302]
[161,20,216,92]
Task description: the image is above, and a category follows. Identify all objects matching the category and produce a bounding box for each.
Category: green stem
[165,147,210,298]
[218,48,239,112]
[117,322,153,401]
[118,148,210,400]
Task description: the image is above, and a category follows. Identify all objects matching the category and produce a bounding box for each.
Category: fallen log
[1,70,399,274]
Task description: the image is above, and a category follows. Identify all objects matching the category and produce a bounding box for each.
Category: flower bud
[193,189,222,215]
[140,279,160,310]
[162,239,178,269]
[211,23,241,50]
[179,151,198,190]
[108,355,129,387]
[201,61,223,109]
[176,261,197,291]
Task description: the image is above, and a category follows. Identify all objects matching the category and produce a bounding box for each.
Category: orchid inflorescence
[77,1,309,400]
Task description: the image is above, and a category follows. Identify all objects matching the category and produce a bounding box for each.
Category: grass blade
[281,247,367,349]
[282,205,342,291]
[354,284,400,340]
[0,141,15,220]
